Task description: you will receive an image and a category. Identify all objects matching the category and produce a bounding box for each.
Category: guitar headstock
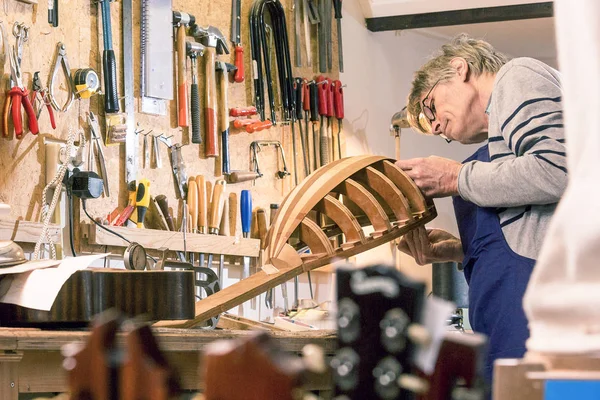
[333,264,488,400]
[202,331,308,400]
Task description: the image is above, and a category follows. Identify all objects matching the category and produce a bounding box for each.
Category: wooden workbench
[0,327,337,399]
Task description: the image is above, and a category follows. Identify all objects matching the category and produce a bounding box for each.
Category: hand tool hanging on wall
[251,140,290,179]
[123,0,137,185]
[154,194,175,231]
[302,0,312,67]
[48,42,75,112]
[333,0,343,72]
[187,177,198,234]
[187,41,205,144]
[294,78,309,178]
[173,11,196,128]
[256,207,272,308]
[218,196,230,289]
[317,76,330,167]
[294,0,302,67]
[326,77,335,161]
[48,0,58,27]
[216,61,236,175]
[32,72,56,130]
[317,0,326,72]
[309,80,319,171]
[241,190,252,283]
[99,0,119,113]
[192,26,229,158]
[73,68,100,99]
[326,0,333,71]
[333,80,344,159]
[87,112,109,197]
[207,180,227,288]
[231,0,244,83]
[249,0,294,124]
[230,107,257,117]
[302,79,312,173]
[4,46,38,138]
[140,0,173,115]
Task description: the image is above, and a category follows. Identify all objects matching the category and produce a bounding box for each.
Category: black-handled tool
[100,0,119,113]
[309,80,319,171]
[294,77,309,178]
[187,41,205,144]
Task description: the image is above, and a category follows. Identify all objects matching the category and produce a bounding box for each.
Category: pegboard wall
[0,0,340,243]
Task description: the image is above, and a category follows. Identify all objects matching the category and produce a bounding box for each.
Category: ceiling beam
[366,2,553,32]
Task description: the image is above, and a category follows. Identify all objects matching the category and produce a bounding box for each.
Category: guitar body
[0,269,195,327]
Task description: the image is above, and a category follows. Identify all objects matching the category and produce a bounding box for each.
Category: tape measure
[73,68,100,99]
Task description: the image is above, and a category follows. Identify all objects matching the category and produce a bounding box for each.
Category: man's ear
[450,58,469,82]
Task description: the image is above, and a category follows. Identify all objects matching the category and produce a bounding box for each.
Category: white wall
[339,0,481,285]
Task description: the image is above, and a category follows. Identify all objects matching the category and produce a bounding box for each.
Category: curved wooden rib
[269,156,388,259]
[376,160,428,214]
[299,218,335,256]
[354,167,412,222]
[314,195,365,245]
[332,179,391,233]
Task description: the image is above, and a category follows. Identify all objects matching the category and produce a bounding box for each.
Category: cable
[68,192,77,257]
[82,200,131,244]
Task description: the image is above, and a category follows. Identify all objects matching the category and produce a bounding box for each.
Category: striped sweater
[458,57,567,260]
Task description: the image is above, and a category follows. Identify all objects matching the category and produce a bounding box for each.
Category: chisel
[241,190,254,308]
[219,194,230,289]
[197,175,207,267]
[256,208,271,308]
[208,180,227,288]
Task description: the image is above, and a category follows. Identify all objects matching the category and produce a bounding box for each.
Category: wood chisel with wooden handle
[197,175,207,268]
[241,190,254,308]
[256,208,271,308]
[208,180,227,287]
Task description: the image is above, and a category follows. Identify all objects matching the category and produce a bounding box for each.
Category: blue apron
[452,144,535,384]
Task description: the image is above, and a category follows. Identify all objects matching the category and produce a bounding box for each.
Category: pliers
[32,72,56,129]
[3,46,38,138]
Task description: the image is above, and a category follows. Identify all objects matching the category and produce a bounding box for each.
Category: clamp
[32,72,56,129]
[48,42,75,112]
[250,140,290,179]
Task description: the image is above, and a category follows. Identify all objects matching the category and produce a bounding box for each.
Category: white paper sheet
[0,259,61,276]
[0,254,108,311]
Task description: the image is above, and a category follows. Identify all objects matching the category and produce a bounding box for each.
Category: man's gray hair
[407,34,509,134]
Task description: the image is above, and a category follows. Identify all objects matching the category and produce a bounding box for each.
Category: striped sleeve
[458,63,568,208]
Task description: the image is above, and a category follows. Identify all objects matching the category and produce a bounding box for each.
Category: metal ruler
[140,0,173,115]
[123,0,137,184]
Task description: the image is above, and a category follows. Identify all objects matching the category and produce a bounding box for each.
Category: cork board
[0,0,340,245]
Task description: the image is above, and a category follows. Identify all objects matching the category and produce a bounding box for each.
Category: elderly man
[397,34,567,382]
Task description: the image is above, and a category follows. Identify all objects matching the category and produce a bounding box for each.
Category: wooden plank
[365,2,554,32]
[354,167,412,222]
[180,208,436,327]
[314,195,365,244]
[377,160,428,214]
[332,179,391,232]
[0,219,60,244]
[216,314,287,331]
[84,223,260,257]
[299,218,336,256]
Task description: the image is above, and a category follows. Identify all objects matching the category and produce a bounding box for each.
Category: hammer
[216,61,237,175]
[191,25,229,158]
[187,41,205,145]
[173,11,196,128]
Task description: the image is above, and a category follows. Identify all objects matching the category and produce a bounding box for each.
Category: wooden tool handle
[208,180,226,234]
[204,48,218,157]
[196,175,207,234]
[256,208,267,250]
[228,192,238,236]
[206,180,213,227]
[246,120,272,133]
[155,195,175,231]
[177,25,188,127]
[220,196,230,236]
[217,65,229,136]
[187,178,198,232]
[227,171,259,183]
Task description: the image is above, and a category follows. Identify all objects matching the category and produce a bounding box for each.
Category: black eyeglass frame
[421,79,452,143]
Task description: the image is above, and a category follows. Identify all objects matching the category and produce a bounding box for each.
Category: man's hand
[395,156,462,198]
[398,226,464,265]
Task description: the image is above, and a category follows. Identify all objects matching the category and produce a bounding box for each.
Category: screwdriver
[241,190,255,309]
[302,79,312,173]
[326,78,335,161]
[294,77,309,179]
[316,76,330,167]
[309,80,319,171]
[333,79,344,160]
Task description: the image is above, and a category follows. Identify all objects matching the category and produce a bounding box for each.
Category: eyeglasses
[422,79,452,143]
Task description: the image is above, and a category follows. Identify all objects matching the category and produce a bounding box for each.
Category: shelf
[0,219,60,244]
[82,223,261,258]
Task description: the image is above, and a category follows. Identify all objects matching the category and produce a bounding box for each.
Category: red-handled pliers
[32,72,56,130]
[4,46,38,138]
